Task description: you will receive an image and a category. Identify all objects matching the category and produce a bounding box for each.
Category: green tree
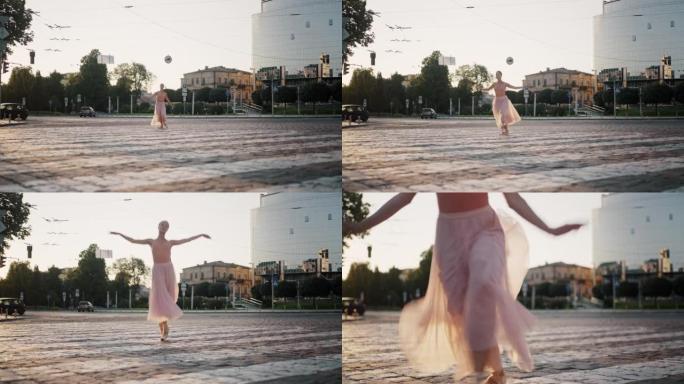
[330,80,342,103]
[29,70,49,111]
[537,88,554,104]
[643,83,673,115]
[1,261,32,300]
[455,64,491,94]
[342,191,369,248]
[44,266,63,307]
[642,277,673,305]
[343,0,376,66]
[112,62,154,97]
[208,87,228,103]
[276,280,297,298]
[0,193,32,256]
[413,51,451,113]
[551,89,570,105]
[73,244,109,305]
[301,81,332,113]
[275,86,298,107]
[673,275,684,297]
[386,73,406,114]
[617,281,639,298]
[76,50,110,111]
[0,0,34,59]
[342,68,375,106]
[45,71,65,111]
[195,87,212,103]
[674,82,684,105]
[593,91,605,108]
[110,257,149,289]
[208,282,227,297]
[251,89,263,106]
[5,66,34,103]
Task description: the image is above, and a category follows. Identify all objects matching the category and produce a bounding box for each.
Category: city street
[343,310,684,383]
[0,116,341,192]
[342,118,684,192]
[0,311,341,383]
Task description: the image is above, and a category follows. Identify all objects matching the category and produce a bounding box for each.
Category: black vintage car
[0,297,26,316]
[0,103,29,120]
[342,104,369,123]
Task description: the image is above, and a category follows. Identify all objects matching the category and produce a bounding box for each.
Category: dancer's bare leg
[158,322,164,338]
[163,321,169,337]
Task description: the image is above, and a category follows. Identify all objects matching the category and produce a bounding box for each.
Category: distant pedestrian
[110,221,210,341]
[151,84,171,129]
[344,193,582,384]
[482,71,523,135]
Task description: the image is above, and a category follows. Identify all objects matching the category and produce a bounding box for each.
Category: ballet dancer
[110,221,210,341]
[344,193,582,384]
[482,72,523,135]
[151,84,171,129]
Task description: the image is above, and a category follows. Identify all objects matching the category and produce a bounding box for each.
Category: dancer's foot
[484,370,506,384]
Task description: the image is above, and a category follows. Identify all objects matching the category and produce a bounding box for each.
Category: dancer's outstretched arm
[504,193,583,236]
[170,234,211,246]
[109,231,151,245]
[343,193,416,235]
[505,82,523,90]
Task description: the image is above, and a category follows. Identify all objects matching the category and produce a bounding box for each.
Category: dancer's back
[437,193,489,213]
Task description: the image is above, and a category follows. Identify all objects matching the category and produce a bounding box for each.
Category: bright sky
[343,193,602,278]
[5,0,262,90]
[345,0,604,86]
[1,193,263,284]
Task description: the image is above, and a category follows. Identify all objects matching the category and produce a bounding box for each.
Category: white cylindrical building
[593,0,684,79]
[252,0,342,77]
[251,192,342,272]
[592,194,684,272]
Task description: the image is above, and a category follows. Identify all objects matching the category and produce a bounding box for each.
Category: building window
[543,79,547,86]
[647,22,652,30]
[671,21,675,28]
[328,213,333,220]
[329,19,333,26]
[305,215,309,223]
[201,272,204,279]
[289,228,294,235]
[290,33,295,40]
[306,21,311,28]
[669,213,674,221]
[646,216,650,223]
[632,35,637,42]
[630,228,635,235]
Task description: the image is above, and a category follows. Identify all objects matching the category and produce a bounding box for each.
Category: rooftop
[185,66,252,75]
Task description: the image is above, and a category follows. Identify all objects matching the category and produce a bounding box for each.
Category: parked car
[79,106,96,117]
[77,301,95,312]
[342,297,366,318]
[342,104,369,123]
[0,297,26,316]
[0,103,29,120]
[420,108,438,119]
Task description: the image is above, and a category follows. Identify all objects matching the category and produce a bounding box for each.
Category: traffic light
[2,61,8,74]
[0,255,6,269]
[27,245,32,259]
[370,52,376,66]
[29,50,35,65]
[343,62,349,75]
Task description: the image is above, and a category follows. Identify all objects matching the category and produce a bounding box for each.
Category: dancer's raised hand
[109,231,121,236]
[549,223,584,236]
[200,234,211,239]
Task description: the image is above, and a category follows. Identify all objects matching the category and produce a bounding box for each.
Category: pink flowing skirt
[150,101,167,127]
[398,206,534,379]
[147,262,183,322]
[492,96,521,129]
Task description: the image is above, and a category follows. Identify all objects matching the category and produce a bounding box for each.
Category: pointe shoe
[484,371,506,384]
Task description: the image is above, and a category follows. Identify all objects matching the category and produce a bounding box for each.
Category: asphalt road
[0,310,341,383]
[343,118,684,192]
[0,116,341,192]
[343,310,684,383]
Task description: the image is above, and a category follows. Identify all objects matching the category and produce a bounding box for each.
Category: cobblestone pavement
[342,310,684,383]
[0,117,340,192]
[0,311,341,383]
[342,118,684,192]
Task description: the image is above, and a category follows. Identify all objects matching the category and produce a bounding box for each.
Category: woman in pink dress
[344,193,582,384]
[110,221,210,341]
[483,71,523,135]
[151,84,171,129]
